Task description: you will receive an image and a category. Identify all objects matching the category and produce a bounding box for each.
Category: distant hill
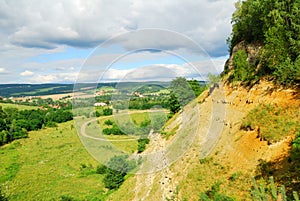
[0,82,174,97]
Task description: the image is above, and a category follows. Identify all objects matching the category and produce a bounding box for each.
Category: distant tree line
[0,97,72,109]
[0,106,73,146]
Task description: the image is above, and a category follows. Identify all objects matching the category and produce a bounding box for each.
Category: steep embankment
[108,81,299,201]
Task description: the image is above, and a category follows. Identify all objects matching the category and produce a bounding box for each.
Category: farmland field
[0,103,38,110]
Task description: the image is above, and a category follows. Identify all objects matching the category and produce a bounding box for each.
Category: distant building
[94,102,107,107]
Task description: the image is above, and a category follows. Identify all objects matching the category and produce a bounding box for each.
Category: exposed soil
[109,81,299,201]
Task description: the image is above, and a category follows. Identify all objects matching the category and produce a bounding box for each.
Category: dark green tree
[168,77,195,114]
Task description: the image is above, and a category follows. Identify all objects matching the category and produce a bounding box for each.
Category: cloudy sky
[0,0,236,84]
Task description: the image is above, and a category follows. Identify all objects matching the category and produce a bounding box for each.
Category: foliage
[241,104,299,143]
[228,0,300,85]
[79,163,96,177]
[232,50,255,82]
[199,181,235,201]
[0,106,73,146]
[103,108,113,116]
[168,77,200,114]
[251,177,299,201]
[102,125,125,135]
[103,155,136,190]
[187,80,207,97]
[104,119,113,126]
[96,164,108,174]
[137,138,150,153]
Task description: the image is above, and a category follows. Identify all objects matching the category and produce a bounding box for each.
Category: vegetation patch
[241,104,299,143]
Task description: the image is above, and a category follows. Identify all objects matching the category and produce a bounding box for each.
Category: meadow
[0,103,38,110]
[0,120,108,200]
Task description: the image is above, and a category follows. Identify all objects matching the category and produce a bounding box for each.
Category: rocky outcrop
[224,41,262,72]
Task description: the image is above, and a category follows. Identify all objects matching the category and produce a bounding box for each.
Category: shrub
[137,138,150,153]
[96,164,107,174]
[199,181,235,201]
[104,119,113,126]
[102,125,124,135]
[232,50,254,82]
[251,177,300,201]
[103,155,137,190]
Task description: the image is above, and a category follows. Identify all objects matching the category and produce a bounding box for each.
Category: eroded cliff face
[108,81,299,201]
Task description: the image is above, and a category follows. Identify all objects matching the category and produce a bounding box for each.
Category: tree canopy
[228,0,300,85]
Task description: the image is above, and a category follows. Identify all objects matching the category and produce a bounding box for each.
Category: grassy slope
[0,121,105,200]
[0,110,161,200]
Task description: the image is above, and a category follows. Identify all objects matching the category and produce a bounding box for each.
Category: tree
[168,77,195,114]
[168,93,180,114]
[228,0,300,85]
[169,77,195,106]
[103,155,136,189]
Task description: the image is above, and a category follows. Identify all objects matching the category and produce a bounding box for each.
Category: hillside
[107,80,299,201]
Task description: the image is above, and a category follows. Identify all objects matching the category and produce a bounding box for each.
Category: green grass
[86,112,159,154]
[0,121,109,200]
[98,86,115,91]
[242,104,300,143]
[0,103,38,110]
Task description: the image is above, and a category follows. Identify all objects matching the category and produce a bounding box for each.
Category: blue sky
[0,0,236,83]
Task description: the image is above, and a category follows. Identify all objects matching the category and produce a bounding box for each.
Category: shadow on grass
[254,149,300,198]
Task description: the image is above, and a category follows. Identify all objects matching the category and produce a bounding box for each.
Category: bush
[137,138,150,153]
[103,108,112,116]
[104,119,113,126]
[199,181,235,201]
[103,155,137,190]
[251,177,300,201]
[232,50,254,82]
[102,125,124,135]
[96,164,107,174]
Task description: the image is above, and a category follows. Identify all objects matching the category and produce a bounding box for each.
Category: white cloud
[34,75,58,83]
[0,0,235,55]
[20,70,34,76]
[0,0,235,83]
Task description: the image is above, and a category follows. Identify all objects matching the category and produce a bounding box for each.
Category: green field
[84,111,165,154]
[0,110,166,200]
[0,103,38,110]
[0,121,108,200]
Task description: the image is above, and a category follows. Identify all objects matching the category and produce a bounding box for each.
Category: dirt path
[78,109,167,142]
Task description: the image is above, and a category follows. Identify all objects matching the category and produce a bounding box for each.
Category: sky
[0,0,237,84]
